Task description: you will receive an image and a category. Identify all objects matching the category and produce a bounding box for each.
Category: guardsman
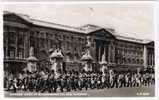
[8,74,17,93]
[83,73,88,91]
[49,70,56,93]
[40,71,48,93]
[78,73,83,91]
[118,74,124,88]
[13,76,18,93]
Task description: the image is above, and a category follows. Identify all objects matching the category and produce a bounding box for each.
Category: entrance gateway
[48,34,114,73]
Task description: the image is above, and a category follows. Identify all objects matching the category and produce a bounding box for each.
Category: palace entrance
[95,39,109,63]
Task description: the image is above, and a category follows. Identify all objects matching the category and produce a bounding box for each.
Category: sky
[4,3,155,40]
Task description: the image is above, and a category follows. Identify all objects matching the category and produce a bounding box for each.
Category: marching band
[4,68,155,93]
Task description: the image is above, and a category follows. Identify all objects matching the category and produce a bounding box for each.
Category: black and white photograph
[3,3,155,97]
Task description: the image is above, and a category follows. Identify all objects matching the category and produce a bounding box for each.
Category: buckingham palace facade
[3,11,155,74]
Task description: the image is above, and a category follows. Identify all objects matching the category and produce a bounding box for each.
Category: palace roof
[4,11,103,34]
[4,11,154,44]
[115,35,153,44]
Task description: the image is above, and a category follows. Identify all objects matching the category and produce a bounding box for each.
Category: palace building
[3,11,155,74]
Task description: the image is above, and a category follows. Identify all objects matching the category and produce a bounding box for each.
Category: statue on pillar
[26,47,38,73]
[100,49,108,75]
[81,36,94,72]
[86,36,92,48]
[50,48,64,78]
[81,50,93,72]
[66,50,71,62]
[29,47,34,56]
[74,52,79,62]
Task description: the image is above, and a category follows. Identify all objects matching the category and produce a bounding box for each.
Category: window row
[30,31,86,43]
[4,47,25,59]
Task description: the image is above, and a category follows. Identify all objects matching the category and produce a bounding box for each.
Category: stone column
[98,46,101,62]
[26,30,31,58]
[112,46,115,63]
[152,53,154,66]
[23,32,26,58]
[108,43,111,63]
[150,53,151,66]
[148,53,150,66]
[143,45,147,68]
[6,31,9,59]
[150,53,152,66]
[15,31,18,58]
[151,53,153,65]
[93,39,97,62]
[103,46,105,60]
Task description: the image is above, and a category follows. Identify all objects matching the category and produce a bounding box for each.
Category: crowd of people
[4,69,155,93]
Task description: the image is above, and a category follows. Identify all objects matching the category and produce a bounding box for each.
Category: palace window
[8,47,15,58]
[36,31,39,37]
[18,49,24,58]
[140,59,144,65]
[63,35,66,40]
[4,47,6,58]
[78,37,81,42]
[30,31,35,36]
[50,40,53,48]
[82,38,84,43]
[66,42,70,50]
[8,32,16,44]
[71,36,73,41]
[128,58,131,64]
[46,33,49,39]
[30,37,35,47]
[50,34,53,39]
[137,59,140,64]
[92,40,95,47]
[59,34,62,39]
[3,32,8,45]
[18,33,24,45]
[54,34,57,39]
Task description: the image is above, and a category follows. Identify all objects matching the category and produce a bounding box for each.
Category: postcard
[2,2,156,97]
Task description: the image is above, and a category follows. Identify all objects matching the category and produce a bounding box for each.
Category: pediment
[89,28,116,40]
[4,13,32,26]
